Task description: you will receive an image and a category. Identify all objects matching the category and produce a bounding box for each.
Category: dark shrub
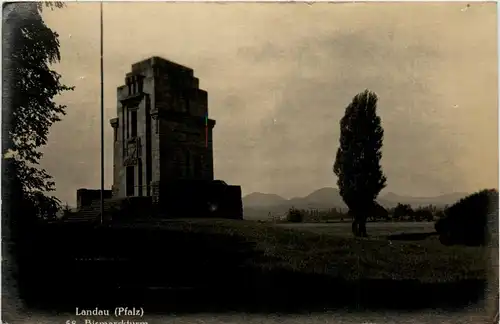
[434,209,446,220]
[413,207,434,222]
[286,207,304,223]
[435,189,498,246]
[393,203,413,221]
[368,202,389,222]
[434,216,447,233]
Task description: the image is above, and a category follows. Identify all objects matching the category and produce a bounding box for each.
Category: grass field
[7,218,497,315]
[277,221,437,237]
[163,219,489,282]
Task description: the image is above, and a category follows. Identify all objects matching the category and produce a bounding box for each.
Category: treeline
[284,204,446,223]
[390,204,444,222]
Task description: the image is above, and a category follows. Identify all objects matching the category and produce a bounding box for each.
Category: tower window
[126,110,130,139]
[138,78,144,93]
[126,166,135,197]
[131,110,137,137]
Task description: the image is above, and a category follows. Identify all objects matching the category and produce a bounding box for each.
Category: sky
[39,2,498,206]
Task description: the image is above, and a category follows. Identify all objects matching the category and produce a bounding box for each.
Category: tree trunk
[349,207,369,237]
[349,209,359,237]
[359,214,368,237]
[351,217,359,236]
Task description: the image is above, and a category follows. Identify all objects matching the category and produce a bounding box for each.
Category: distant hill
[242,187,469,220]
[289,187,346,209]
[380,192,469,209]
[243,192,288,207]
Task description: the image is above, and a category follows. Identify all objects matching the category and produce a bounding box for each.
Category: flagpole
[100,1,104,225]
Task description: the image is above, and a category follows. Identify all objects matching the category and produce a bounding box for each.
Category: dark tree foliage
[435,189,498,246]
[434,209,446,220]
[393,203,413,220]
[3,2,72,220]
[333,90,387,237]
[2,2,71,303]
[368,202,389,221]
[413,206,434,222]
[286,207,304,223]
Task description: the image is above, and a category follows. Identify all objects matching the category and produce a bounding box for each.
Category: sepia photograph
[2,1,499,323]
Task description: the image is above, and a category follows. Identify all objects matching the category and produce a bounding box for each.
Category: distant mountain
[379,192,469,208]
[289,187,346,209]
[242,187,470,220]
[243,192,287,207]
[242,188,346,220]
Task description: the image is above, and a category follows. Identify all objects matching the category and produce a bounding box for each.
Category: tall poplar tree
[333,89,386,237]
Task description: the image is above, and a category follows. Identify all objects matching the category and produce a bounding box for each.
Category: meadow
[13,217,495,316]
[175,219,489,283]
[277,221,437,237]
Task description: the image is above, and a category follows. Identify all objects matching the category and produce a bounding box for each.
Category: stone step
[63,199,121,223]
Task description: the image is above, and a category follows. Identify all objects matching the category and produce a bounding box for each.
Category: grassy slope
[158,219,488,282]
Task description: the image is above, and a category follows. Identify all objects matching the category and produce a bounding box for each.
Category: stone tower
[109,57,216,199]
[72,56,241,220]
